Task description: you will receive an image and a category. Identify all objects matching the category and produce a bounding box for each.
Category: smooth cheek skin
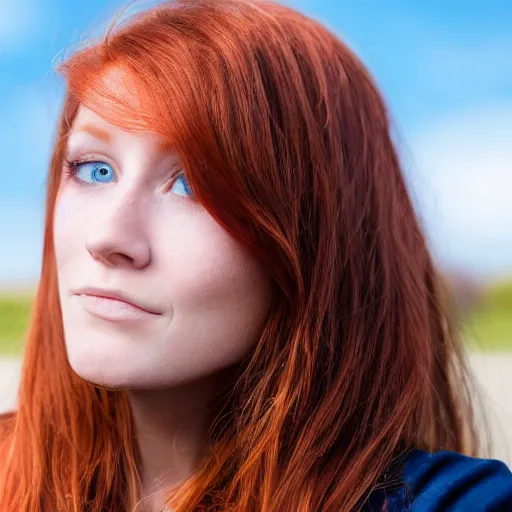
[53,182,273,390]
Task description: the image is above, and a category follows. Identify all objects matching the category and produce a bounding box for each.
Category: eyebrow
[70,123,112,144]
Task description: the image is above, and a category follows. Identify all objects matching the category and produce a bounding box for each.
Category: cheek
[161,214,268,303]
[53,193,75,265]
[156,213,272,345]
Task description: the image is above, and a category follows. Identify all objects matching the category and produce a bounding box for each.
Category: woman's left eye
[170,174,193,197]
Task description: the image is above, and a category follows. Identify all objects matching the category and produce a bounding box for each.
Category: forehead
[74,104,109,126]
[71,105,115,140]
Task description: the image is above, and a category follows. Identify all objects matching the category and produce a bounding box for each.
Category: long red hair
[0,1,483,510]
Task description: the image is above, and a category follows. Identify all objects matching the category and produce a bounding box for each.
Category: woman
[1,0,511,510]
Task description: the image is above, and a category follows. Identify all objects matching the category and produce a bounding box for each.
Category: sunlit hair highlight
[0,1,484,510]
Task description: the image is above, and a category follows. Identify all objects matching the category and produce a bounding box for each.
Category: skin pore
[53,104,273,511]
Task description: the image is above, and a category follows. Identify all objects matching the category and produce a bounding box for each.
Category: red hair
[0,1,483,510]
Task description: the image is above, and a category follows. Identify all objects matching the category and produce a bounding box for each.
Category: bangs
[56,12,231,212]
[58,43,197,151]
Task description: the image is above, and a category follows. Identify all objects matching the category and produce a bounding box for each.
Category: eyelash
[62,157,88,177]
[62,157,194,198]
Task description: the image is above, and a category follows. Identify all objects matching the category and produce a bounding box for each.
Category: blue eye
[65,159,193,198]
[170,174,193,197]
[71,161,116,184]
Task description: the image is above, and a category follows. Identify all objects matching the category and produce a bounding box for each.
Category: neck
[128,368,234,512]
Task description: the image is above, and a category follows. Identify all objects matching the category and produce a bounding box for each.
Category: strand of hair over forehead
[0,0,486,511]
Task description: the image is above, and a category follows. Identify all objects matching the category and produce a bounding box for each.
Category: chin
[64,329,140,389]
[67,352,129,390]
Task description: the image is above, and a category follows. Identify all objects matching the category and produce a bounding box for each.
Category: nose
[85,192,151,270]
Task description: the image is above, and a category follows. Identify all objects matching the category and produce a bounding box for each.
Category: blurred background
[0,0,511,463]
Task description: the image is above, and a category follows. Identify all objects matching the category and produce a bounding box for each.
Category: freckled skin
[54,105,273,390]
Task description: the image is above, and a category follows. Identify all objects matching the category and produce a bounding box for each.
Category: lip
[72,287,162,316]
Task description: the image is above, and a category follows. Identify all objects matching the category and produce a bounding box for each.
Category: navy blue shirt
[365,449,512,511]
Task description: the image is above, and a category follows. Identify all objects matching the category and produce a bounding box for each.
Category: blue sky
[1,0,511,285]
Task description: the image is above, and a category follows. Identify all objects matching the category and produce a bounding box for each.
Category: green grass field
[0,292,34,355]
[463,278,512,352]
[0,278,511,355]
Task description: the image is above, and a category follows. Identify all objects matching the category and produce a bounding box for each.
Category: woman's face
[53,105,272,389]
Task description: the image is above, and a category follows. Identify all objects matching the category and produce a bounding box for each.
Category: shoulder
[365,449,512,511]
[402,449,512,511]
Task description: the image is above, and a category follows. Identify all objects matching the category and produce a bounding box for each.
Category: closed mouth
[72,287,162,315]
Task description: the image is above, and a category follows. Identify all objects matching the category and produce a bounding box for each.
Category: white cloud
[405,103,512,279]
